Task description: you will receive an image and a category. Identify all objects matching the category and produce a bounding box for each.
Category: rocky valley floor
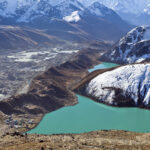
[0,44,81,100]
[0,130,150,150]
[0,42,109,136]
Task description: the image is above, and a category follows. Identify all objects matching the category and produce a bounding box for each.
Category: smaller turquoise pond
[88,62,119,73]
[28,62,150,134]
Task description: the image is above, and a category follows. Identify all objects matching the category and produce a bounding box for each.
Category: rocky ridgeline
[108,26,150,64]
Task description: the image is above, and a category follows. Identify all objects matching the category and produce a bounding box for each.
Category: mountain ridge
[107,26,150,64]
[0,1,132,42]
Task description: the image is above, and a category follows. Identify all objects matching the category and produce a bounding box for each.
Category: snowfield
[63,11,81,22]
[86,64,150,106]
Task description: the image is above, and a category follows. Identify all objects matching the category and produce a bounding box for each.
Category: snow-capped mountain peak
[120,26,150,44]
[110,26,150,64]
[55,0,84,17]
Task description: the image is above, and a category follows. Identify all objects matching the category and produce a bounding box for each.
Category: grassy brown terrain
[0,130,150,150]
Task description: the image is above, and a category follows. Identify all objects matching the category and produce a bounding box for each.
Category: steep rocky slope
[74,63,150,108]
[1,0,149,26]
[106,26,150,64]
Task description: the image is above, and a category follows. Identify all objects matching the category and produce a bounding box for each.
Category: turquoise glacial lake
[28,62,150,134]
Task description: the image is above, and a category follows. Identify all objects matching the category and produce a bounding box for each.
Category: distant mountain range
[0,0,132,43]
[0,0,149,26]
[59,0,150,25]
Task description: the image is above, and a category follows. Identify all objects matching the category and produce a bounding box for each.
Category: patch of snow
[63,11,80,22]
[7,51,50,62]
[44,55,56,60]
[0,94,9,101]
[43,50,79,60]
[59,50,79,54]
[136,54,150,63]
[7,49,79,62]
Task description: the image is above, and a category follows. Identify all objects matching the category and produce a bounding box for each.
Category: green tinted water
[28,62,150,134]
[88,62,119,73]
